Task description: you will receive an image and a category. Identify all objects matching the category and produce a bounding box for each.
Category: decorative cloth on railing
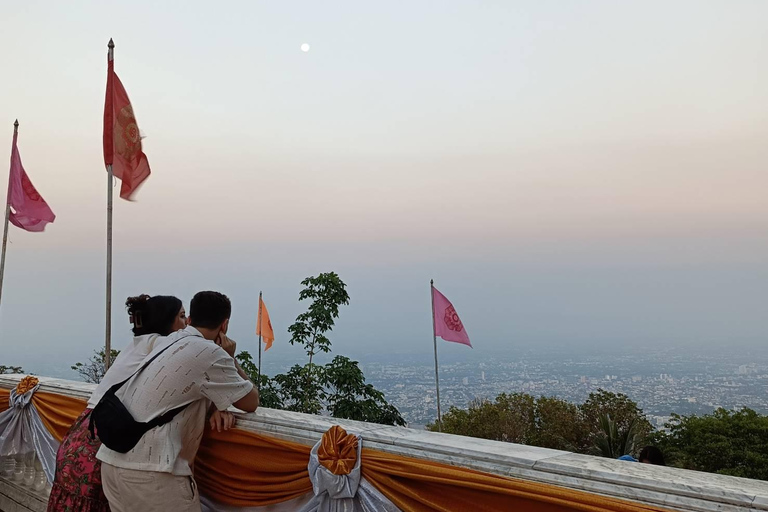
[0,378,59,484]
[200,425,398,512]
[305,426,397,511]
[0,385,674,512]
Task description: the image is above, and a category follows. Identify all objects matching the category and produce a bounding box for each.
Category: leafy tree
[429,393,538,445]
[579,389,652,452]
[237,273,404,426]
[323,355,405,426]
[71,349,121,384]
[235,351,282,409]
[654,408,768,480]
[288,272,350,367]
[533,396,584,451]
[274,363,327,415]
[593,414,640,458]
[429,390,651,458]
[0,365,24,375]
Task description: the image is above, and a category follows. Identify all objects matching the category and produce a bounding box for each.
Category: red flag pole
[0,120,17,311]
[431,279,442,432]
[104,39,115,371]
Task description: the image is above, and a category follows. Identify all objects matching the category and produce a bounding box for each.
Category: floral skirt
[46,408,111,512]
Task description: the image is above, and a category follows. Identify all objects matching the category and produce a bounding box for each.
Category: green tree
[532,396,585,451]
[428,393,538,445]
[274,363,327,415]
[243,273,404,426]
[235,351,283,409]
[0,365,24,375]
[593,414,640,458]
[323,356,405,426]
[654,408,768,480]
[71,349,121,384]
[288,272,350,367]
[579,389,652,453]
[428,390,652,457]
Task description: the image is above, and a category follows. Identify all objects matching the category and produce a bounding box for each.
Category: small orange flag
[257,296,275,351]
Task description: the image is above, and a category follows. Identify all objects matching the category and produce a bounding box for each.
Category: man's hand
[209,410,235,433]
[215,332,237,358]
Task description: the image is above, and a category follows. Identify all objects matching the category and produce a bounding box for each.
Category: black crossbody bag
[89,334,196,453]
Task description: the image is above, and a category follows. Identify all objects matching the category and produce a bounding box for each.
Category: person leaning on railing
[46,294,224,512]
[96,291,258,512]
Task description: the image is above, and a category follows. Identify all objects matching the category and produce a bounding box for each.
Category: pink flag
[6,125,55,232]
[432,286,472,348]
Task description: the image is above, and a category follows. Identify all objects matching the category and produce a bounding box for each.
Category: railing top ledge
[2,374,767,512]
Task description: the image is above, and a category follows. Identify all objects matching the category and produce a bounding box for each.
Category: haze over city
[1,1,766,379]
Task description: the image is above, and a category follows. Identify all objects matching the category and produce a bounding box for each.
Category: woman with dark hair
[47,295,188,512]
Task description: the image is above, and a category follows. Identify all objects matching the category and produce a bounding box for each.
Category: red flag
[103,40,150,200]
[6,123,55,232]
[432,286,472,348]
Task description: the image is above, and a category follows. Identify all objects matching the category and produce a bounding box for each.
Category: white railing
[1,374,767,512]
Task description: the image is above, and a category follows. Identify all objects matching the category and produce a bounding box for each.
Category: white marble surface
[3,374,768,511]
[0,476,48,512]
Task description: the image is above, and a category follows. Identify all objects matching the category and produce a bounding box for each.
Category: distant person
[97,291,259,512]
[47,295,236,512]
[638,445,665,466]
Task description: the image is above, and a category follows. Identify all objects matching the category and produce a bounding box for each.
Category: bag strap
[105,333,198,397]
[89,333,201,441]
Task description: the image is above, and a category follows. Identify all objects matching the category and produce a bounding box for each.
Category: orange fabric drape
[195,423,671,512]
[32,392,88,442]
[0,387,674,512]
[317,425,358,475]
[361,449,668,512]
[0,387,87,442]
[194,425,313,507]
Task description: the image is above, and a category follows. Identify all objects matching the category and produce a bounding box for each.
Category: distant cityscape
[358,344,768,428]
[24,343,768,429]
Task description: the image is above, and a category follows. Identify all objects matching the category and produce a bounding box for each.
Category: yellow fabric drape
[0,387,675,512]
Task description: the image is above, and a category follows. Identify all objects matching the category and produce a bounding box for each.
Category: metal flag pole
[257,291,263,392]
[105,39,115,370]
[0,120,17,311]
[431,279,442,432]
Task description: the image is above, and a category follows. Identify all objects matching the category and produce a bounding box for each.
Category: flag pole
[104,39,115,371]
[0,120,16,311]
[431,279,442,432]
[257,291,263,392]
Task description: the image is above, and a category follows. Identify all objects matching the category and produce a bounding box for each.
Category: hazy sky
[1,1,766,376]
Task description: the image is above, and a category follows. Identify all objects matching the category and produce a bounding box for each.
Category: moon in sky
[301,43,310,52]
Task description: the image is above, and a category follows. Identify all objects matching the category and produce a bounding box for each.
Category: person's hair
[638,446,665,466]
[125,295,183,336]
[189,291,231,329]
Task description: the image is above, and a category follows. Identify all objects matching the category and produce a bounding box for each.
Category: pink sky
[1,1,766,372]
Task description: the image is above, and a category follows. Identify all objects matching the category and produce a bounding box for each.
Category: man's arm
[216,333,260,412]
[233,386,259,412]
